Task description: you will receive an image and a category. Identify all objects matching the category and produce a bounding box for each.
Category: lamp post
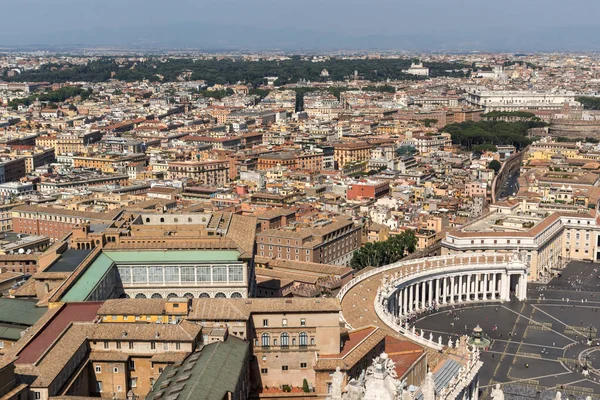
[588,324,595,346]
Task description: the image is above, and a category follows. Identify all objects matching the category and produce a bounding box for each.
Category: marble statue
[490,383,504,400]
[330,366,345,400]
[344,379,364,400]
[438,336,442,346]
[429,332,433,342]
[555,392,561,400]
[421,372,436,400]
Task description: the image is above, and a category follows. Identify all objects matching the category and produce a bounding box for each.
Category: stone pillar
[491,273,497,300]
[518,274,527,300]
[483,273,488,300]
[408,284,414,312]
[421,281,426,309]
[436,278,441,304]
[466,274,471,301]
[451,276,456,303]
[500,273,509,301]
[428,279,433,307]
[474,273,479,300]
[401,288,406,315]
[458,275,464,302]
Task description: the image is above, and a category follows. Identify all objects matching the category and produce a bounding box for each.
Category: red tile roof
[16,302,102,364]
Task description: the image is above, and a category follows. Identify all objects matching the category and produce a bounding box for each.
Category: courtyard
[414,261,600,399]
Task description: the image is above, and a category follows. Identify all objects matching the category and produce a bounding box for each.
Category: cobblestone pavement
[414,262,600,399]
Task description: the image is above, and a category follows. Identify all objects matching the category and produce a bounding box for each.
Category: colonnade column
[491,273,497,299]
[465,274,470,301]
[436,278,441,305]
[474,274,479,300]
[408,284,414,312]
[451,276,456,303]
[428,279,433,307]
[420,281,426,309]
[483,273,488,300]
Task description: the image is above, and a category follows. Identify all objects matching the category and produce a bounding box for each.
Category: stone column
[408,284,414,312]
[452,275,458,303]
[474,273,479,300]
[491,273,497,299]
[483,273,488,300]
[465,274,471,301]
[518,274,527,300]
[421,281,426,309]
[500,273,509,301]
[401,288,406,315]
[436,278,441,304]
[428,279,433,307]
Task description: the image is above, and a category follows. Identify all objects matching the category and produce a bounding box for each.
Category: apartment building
[167,160,231,186]
[256,217,361,265]
[333,142,372,169]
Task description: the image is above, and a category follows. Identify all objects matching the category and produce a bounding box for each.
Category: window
[261,333,270,348]
[263,319,268,327]
[197,266,211,282]
[163,343,169,351]
[116,342,121,349]
[300,318,306,326]
[129,360,135,370]
[148,266,163,283]
[129,341,134,349]
[181,266,195,282]
[280,332,289,347]
[261,368,268,374]
[165,266,179,282]
[212,266,227,282]
[228,265,244,282]
[130,378,137,388]
[282,365,289,371]
[132,266,147,283]
[95,365,102,373]
[301,362,307,368]
[176,342,181,350]
[151,342,156,350]
[96,382,103,392]
[299,332,308,348]
[150,378,155,387]
[117,385,122,392]
[282,318,288,327]
[34,392,41,400]
[113,367,119,373]
[103,341,109,349]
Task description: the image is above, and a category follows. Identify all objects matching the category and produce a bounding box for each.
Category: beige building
[442,200,600,280]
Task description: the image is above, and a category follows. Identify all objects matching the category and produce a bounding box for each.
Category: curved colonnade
[338,252,529,350]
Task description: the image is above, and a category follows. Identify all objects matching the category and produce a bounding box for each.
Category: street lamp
[588,325,595,346]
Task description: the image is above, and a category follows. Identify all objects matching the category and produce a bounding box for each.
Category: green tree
[488,160,502,173]
[350,230,417,271]
[302,379,310,393]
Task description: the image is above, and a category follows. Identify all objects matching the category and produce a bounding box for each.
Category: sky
[1,0,600,50]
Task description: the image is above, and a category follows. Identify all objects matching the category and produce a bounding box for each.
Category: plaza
[414,261,600,399]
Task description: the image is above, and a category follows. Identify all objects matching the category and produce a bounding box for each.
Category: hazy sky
[1,0,599,49]
[2,0,598,34]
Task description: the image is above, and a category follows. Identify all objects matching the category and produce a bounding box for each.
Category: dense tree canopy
[350,230,417,271]
[576,96,600,110]
[4,57,468,85]
[8,86,91,108]
[442,120,547,150]
[488,160,502,173]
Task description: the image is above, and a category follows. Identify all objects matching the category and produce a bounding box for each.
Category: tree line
[8,86,92,107]
[4,57,468,86]
[442,120,547,151]
[350,230,417,271]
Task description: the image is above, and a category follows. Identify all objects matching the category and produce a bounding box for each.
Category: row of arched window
[259,332,313,348]
[126,292,243,299]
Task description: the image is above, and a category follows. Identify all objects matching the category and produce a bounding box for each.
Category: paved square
[415,261,600,399]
